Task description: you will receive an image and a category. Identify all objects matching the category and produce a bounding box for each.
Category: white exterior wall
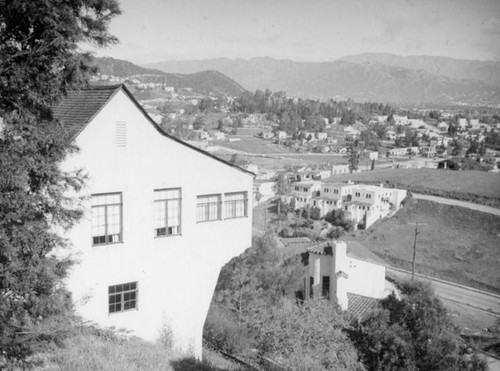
[346,257,386,299]
[60,90,253,358]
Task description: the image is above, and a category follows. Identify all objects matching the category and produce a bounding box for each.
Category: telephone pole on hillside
[409,222,427,281]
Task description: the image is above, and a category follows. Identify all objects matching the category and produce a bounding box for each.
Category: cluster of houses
[282,178,408,229]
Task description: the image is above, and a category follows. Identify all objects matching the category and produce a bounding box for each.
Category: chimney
[331,241,348,310]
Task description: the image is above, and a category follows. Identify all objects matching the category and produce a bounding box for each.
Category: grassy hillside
[37,330,243,370]
[330,168,500,207]
[346,199,500,294]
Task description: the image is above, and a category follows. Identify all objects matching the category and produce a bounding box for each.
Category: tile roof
[51,84,254,177]
[347,293,378,322]
[52,85,121,140]
[280,237,317,257]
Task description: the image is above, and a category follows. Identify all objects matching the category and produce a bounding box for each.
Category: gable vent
[115,122,126,147]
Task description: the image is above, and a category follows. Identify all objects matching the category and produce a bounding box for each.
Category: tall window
[154,188,181,237]
[197,194,221,222]
[309,276,314,299]
[224,192,247,219]
[108,282,137,314]
[91,193,122,245]
[322,276,330,298]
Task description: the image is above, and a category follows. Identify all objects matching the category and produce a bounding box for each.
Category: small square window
[108,281,138,314]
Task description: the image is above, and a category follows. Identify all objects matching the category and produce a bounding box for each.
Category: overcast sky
[89,0,500,64]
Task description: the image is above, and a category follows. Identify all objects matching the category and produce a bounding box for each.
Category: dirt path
[413,193,500,216]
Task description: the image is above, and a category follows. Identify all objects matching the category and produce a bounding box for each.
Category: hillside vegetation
[94,57,246,96]
[330,168,500,207]
[346,199,500,294]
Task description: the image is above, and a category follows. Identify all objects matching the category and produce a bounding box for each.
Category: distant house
[437,159,461,170]
[438,122,449,132]
[389,147,409,157]
[282,181,322,209]
[331,164,350,175]
[311,181,356,217]
[469,119,480,130]
[276,131,287,140]
[212,132,225,140]
[253,180,276,204]
[342,185,407,229]
[393,115,409,126]
[458,118,468,129]
[362,150,379,161]
[316,132,328,140]
[301,241,388,311]
[420,145,437,157]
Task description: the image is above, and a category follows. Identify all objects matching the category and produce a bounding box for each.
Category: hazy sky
[89,0,500,64]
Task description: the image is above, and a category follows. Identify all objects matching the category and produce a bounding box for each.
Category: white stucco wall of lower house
[59,89,253,358]
[346,258,386,299]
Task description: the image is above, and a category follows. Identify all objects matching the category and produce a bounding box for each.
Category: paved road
[413,193,500,216]
[387,267,500,316]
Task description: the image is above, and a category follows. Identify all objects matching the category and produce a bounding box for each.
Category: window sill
[196,219,222,224]
[109,307,138,316]
[154,234,182,239]
[224,216,248,220]
[92,241,123,247]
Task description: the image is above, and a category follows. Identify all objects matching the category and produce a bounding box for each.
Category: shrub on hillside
[349,280,487,371]
[203,305,253,356]
[256,298,364,370]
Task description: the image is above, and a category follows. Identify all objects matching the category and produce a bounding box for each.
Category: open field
[215,152,350,170]
[345,199,500,294]
[212,137,291,154]
[330,168,500,207]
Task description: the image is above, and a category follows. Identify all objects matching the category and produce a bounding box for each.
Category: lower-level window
[109,282,138,314]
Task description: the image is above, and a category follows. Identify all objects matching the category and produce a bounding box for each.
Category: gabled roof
[52,85,121,140]
[51,84,254,176]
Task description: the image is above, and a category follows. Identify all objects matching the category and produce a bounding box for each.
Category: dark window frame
[108,281,138,314]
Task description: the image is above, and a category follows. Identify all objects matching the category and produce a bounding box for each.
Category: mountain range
[145,54,500,105]
[94,57,246,96]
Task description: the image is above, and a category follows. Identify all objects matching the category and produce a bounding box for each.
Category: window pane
[197,195,220,222]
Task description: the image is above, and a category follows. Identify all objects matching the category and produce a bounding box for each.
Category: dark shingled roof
[51,84,254,176]
[52,85,121,140]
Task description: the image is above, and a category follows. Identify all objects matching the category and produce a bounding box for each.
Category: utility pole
[410,222,427,281]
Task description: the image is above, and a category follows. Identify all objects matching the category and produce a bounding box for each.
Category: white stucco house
[53,84,254,358]
[282,181,322,210]
[343,185,407,229]
[302,240,388,310]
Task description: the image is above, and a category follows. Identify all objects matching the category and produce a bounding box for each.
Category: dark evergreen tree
[0,0,120,364]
